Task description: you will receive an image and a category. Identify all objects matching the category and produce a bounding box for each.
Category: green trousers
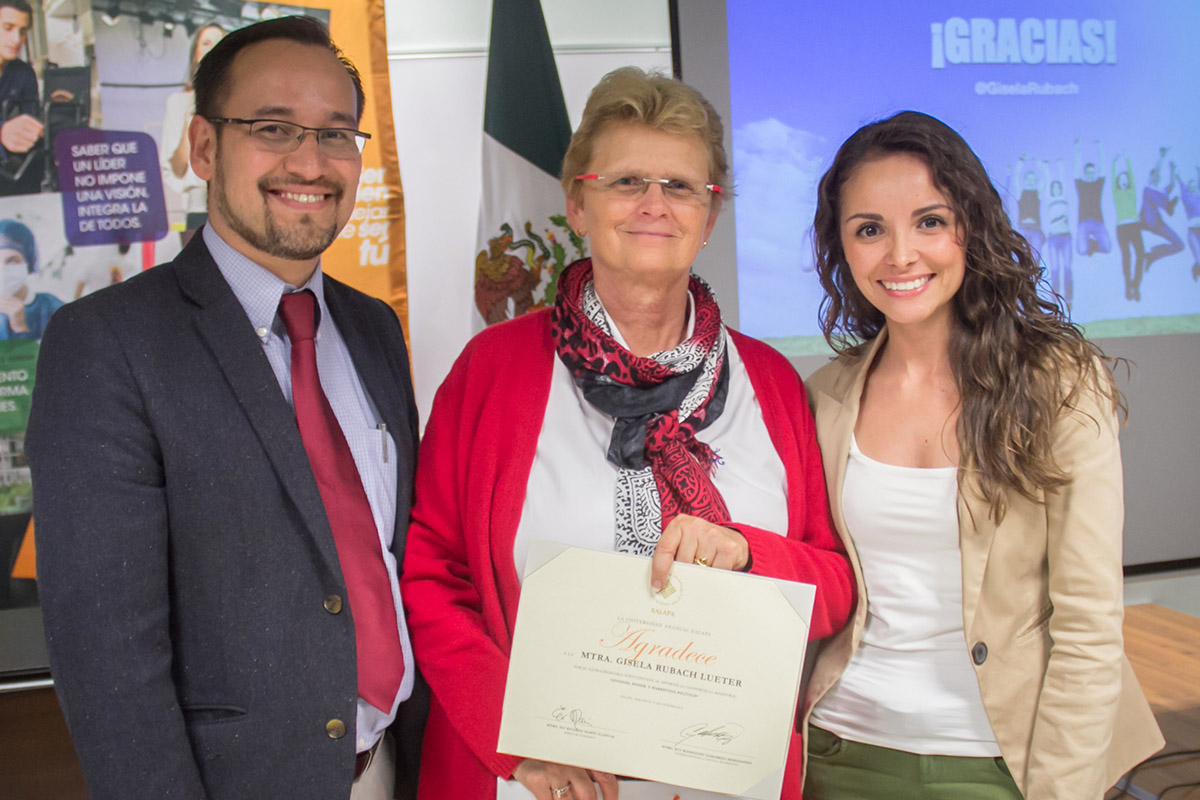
[805,726,1024,799]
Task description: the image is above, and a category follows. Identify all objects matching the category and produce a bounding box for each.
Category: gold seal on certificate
[497,541,815,799]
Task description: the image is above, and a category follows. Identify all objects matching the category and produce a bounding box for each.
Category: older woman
[802,111,1162,799]
[402,67,854,800]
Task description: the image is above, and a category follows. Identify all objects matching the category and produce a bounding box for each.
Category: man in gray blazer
[26,16,425,800]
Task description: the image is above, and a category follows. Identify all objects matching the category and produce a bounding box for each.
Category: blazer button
[326,719,346,739]
[971,642,988,665]
[323,594,343,614]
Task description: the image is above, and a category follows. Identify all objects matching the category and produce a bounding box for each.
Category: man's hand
[0,114,43,154]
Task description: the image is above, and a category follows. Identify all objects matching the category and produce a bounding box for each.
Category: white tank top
[809,435,1000,756]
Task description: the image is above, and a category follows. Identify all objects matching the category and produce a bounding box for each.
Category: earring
[702,240,708,249]
[576,229,587,237]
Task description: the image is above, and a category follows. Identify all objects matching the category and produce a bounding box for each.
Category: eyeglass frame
[574,173,723,202]
[205,117,371,157]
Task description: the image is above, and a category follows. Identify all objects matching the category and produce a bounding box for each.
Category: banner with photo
[1,0,405,645]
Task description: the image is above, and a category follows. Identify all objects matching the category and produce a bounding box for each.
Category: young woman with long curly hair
[800,111,1162,800]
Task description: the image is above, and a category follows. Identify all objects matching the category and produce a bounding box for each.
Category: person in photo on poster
[0,218,61,339]
[401,66,854,800]
[28,15,426,800]
[803,111,1162,799]
[160,22,225,245]
[0,0,43,196]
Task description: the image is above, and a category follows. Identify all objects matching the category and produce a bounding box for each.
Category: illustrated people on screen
[1139,147,1184,275]
[1074,138,1111,256]
[0,0,43,197]
[0,218,62,340]
[1181,167,1200,282]
[1045,159,1073,307]
[1013,154,1047,257]
[160,23,225,245]
[1112,153,1143,301]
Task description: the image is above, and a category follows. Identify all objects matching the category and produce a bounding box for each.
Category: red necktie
[278,290,404,712]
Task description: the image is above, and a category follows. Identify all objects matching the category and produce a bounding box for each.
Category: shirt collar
[204,224,328,339]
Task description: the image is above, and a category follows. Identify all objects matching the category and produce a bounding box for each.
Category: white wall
[385,1,672,421]
[1125,569,1200,618]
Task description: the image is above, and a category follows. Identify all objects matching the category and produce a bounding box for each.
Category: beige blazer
[803,331,1163,800]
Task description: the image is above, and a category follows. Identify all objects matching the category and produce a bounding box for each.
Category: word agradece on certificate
[497,541,816,800]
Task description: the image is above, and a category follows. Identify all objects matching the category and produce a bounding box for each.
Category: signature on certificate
[674,722,745,747]
[551,705,594,730]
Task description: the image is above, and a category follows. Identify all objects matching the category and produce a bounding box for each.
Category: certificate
[497,541,815,800]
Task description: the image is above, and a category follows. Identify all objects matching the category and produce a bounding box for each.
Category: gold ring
[693,556,709,567]
[552,787,571,798]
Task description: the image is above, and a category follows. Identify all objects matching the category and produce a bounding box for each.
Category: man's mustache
[258,176,344,198]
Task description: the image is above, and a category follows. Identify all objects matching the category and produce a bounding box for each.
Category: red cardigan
[401,310,854,799]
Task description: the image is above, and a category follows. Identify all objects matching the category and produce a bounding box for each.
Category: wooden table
[0,685,85,800]
[1107,603,1200,799]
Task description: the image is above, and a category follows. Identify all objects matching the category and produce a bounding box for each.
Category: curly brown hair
[812,110,1123,522]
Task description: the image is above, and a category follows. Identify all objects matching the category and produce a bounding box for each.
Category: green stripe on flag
[484,0,572,178]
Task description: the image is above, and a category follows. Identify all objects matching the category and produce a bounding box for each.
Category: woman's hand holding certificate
[498,542,816,800]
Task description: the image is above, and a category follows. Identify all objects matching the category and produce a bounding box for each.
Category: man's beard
[213,158,345,262]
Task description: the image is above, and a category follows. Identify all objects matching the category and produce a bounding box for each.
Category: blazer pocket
[1016,602,1054,641]
[181,704,248,725]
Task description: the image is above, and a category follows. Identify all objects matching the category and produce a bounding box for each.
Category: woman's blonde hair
[561,67,729,202]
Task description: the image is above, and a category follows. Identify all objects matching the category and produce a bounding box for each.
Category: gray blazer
[27,234,427,800]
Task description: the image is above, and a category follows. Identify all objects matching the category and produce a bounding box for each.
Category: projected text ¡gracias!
[931,18,1116,68]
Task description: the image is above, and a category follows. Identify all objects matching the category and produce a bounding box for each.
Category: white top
[513,297,788,579]
[809,435,1000,756]
[160,90,207,214]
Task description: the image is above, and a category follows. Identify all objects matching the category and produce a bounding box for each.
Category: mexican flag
[474,0,586,328]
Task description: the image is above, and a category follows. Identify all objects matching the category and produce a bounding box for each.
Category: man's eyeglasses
[207,117,370,159]
[574,174,723,205]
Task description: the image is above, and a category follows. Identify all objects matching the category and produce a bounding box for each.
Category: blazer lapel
[816,397,853,538]
[174,238,345,581]
[958,483,998,633]
[819,332,888,541]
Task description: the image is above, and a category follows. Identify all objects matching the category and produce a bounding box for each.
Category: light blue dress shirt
[204,225,414,752]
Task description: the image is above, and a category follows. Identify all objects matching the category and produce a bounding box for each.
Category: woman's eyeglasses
[574,174,722,205]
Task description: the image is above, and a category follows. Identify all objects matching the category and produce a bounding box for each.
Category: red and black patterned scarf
[551,259,730,552]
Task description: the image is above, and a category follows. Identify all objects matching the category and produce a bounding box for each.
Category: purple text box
[55,129,169,246]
